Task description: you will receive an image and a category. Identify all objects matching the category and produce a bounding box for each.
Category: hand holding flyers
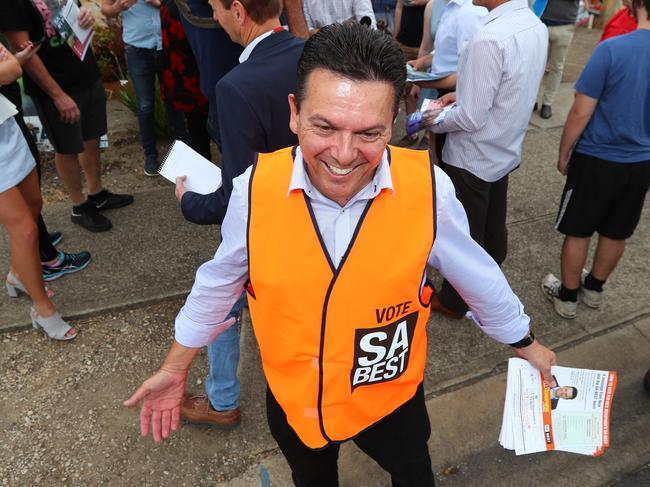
[500,358,617,456]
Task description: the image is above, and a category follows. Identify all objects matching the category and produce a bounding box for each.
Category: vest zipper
[303,192,375,444]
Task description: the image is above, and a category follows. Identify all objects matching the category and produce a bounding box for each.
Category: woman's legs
[0,171,75,337]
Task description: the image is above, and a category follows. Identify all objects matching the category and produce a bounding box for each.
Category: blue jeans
[124,45,187,160]
[205,292,247,410]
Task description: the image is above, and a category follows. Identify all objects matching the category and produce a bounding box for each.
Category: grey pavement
[1,25,649,486]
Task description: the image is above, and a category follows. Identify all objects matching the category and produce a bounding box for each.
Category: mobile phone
[32,36,47,47]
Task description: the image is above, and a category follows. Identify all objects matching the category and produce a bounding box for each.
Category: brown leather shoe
[430,294,464,320]
[180,393,241,429]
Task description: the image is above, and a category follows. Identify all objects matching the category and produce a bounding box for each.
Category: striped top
[432,0,548,182]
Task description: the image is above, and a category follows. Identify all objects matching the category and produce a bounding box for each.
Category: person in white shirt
[125,22,556,486]
[302,0,377,32]
[425,0,548,320]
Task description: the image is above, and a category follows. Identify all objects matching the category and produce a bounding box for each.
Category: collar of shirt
[239,28,279,63]
[482,0,528,25]
[287,146,395,207]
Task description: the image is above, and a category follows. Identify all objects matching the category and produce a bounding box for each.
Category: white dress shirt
[430,0,486,79]
[432,0,548,182]
[303,0,377,30]
[175,147,530,348]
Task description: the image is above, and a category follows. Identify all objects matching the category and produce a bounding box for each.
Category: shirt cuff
[467,298,531,345]
[174,307,237,348]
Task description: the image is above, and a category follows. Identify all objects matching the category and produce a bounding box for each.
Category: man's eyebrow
[308,115,386,133]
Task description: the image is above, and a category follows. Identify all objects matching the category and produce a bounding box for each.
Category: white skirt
[0,116,36,193]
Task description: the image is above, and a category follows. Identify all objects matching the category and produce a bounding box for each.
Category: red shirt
[599,8,637,43]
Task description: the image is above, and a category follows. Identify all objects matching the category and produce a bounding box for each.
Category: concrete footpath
[1,26,649,487]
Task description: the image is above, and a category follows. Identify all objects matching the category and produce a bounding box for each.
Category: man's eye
[317,125,332,132]
[360,132,380,139]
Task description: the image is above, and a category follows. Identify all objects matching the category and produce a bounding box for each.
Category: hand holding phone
[14,40,42,65]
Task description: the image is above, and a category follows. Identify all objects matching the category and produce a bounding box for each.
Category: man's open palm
[124,369,187,442]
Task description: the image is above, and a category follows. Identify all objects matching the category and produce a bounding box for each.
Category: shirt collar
[482,0,527,25]
[239,29,275,63]
[287,146,395,204]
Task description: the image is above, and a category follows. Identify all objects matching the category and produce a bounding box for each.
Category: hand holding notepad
[159,140,223,195]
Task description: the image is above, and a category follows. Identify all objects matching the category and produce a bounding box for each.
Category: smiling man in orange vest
[125,22,557,486]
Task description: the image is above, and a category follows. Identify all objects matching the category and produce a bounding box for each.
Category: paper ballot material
[499,358,616,456]
[159,140,222,195]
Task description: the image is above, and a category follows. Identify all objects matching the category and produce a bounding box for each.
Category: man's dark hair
[568,387,578,399]
[632,0,650,20]
[295,23,406,116]
[219,0,282,23]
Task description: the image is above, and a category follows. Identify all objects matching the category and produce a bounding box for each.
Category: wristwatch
[509,331,535,349]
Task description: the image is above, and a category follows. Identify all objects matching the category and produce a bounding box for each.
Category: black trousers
[438,163,509,315]
[266,384,435,487]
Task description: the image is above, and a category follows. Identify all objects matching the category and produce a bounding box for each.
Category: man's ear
[288,94,299,135]
[232,0,246,25]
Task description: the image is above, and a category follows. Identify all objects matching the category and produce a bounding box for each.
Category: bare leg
[590,235,626,281]
[78,138,102,195]
[1,183,50,312]
[0,175,76,338]
[560,235,590,289]
[54,152,85,204]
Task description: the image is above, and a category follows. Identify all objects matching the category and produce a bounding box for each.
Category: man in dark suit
[174,0,305,428]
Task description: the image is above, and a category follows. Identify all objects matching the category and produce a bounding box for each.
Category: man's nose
[332,132,356,165]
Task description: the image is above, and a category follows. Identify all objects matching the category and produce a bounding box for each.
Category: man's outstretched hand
[514,339,557,386]
[124,368,187,442]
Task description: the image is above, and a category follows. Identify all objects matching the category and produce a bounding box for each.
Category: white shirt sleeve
[174,167,253,348]
[354,0,378,28]
[428,166,530,344]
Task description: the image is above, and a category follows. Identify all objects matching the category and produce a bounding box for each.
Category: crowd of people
[0,0,649,485]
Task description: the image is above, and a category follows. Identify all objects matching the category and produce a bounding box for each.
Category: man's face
[209,0,241,44]
[289,69,394,207]
[555,386,576,399]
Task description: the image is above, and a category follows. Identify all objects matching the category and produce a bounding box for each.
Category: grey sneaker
[579,269,603,309]
[541,273,577,319]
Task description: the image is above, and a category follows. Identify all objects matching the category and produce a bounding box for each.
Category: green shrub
[117,77,173,139]
[93,23,126,82]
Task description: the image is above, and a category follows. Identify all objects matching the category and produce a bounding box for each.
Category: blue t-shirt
[122,0,162,50]
[574,29,650,163]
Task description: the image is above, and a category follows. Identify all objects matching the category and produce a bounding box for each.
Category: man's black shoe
[540,104,552,119]
[89,189,134,211]
[144,156,159,177]
[71,200,112,232]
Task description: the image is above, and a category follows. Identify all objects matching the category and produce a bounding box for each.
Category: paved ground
[1,26,649,487]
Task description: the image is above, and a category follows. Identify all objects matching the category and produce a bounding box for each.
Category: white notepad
[159,140,222,195]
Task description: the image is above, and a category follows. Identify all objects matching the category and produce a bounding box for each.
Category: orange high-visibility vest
[247,145,435,449]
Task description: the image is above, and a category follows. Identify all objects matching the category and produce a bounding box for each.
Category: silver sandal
[6,272,54,298]
[30,308,77,341]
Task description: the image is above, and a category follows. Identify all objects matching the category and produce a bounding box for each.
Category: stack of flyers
[500,358,617,456]
[405,98,455,136]
[49,0,95,60]
[406,63,440,83]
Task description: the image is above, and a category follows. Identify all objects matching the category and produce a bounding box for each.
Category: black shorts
[555,152,650,240]
[32,79,107,155]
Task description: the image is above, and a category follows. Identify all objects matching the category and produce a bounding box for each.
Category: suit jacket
[181,29,305,224]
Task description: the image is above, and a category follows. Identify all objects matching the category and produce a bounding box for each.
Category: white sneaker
[541,273,577,319]
[579,269,603,309]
